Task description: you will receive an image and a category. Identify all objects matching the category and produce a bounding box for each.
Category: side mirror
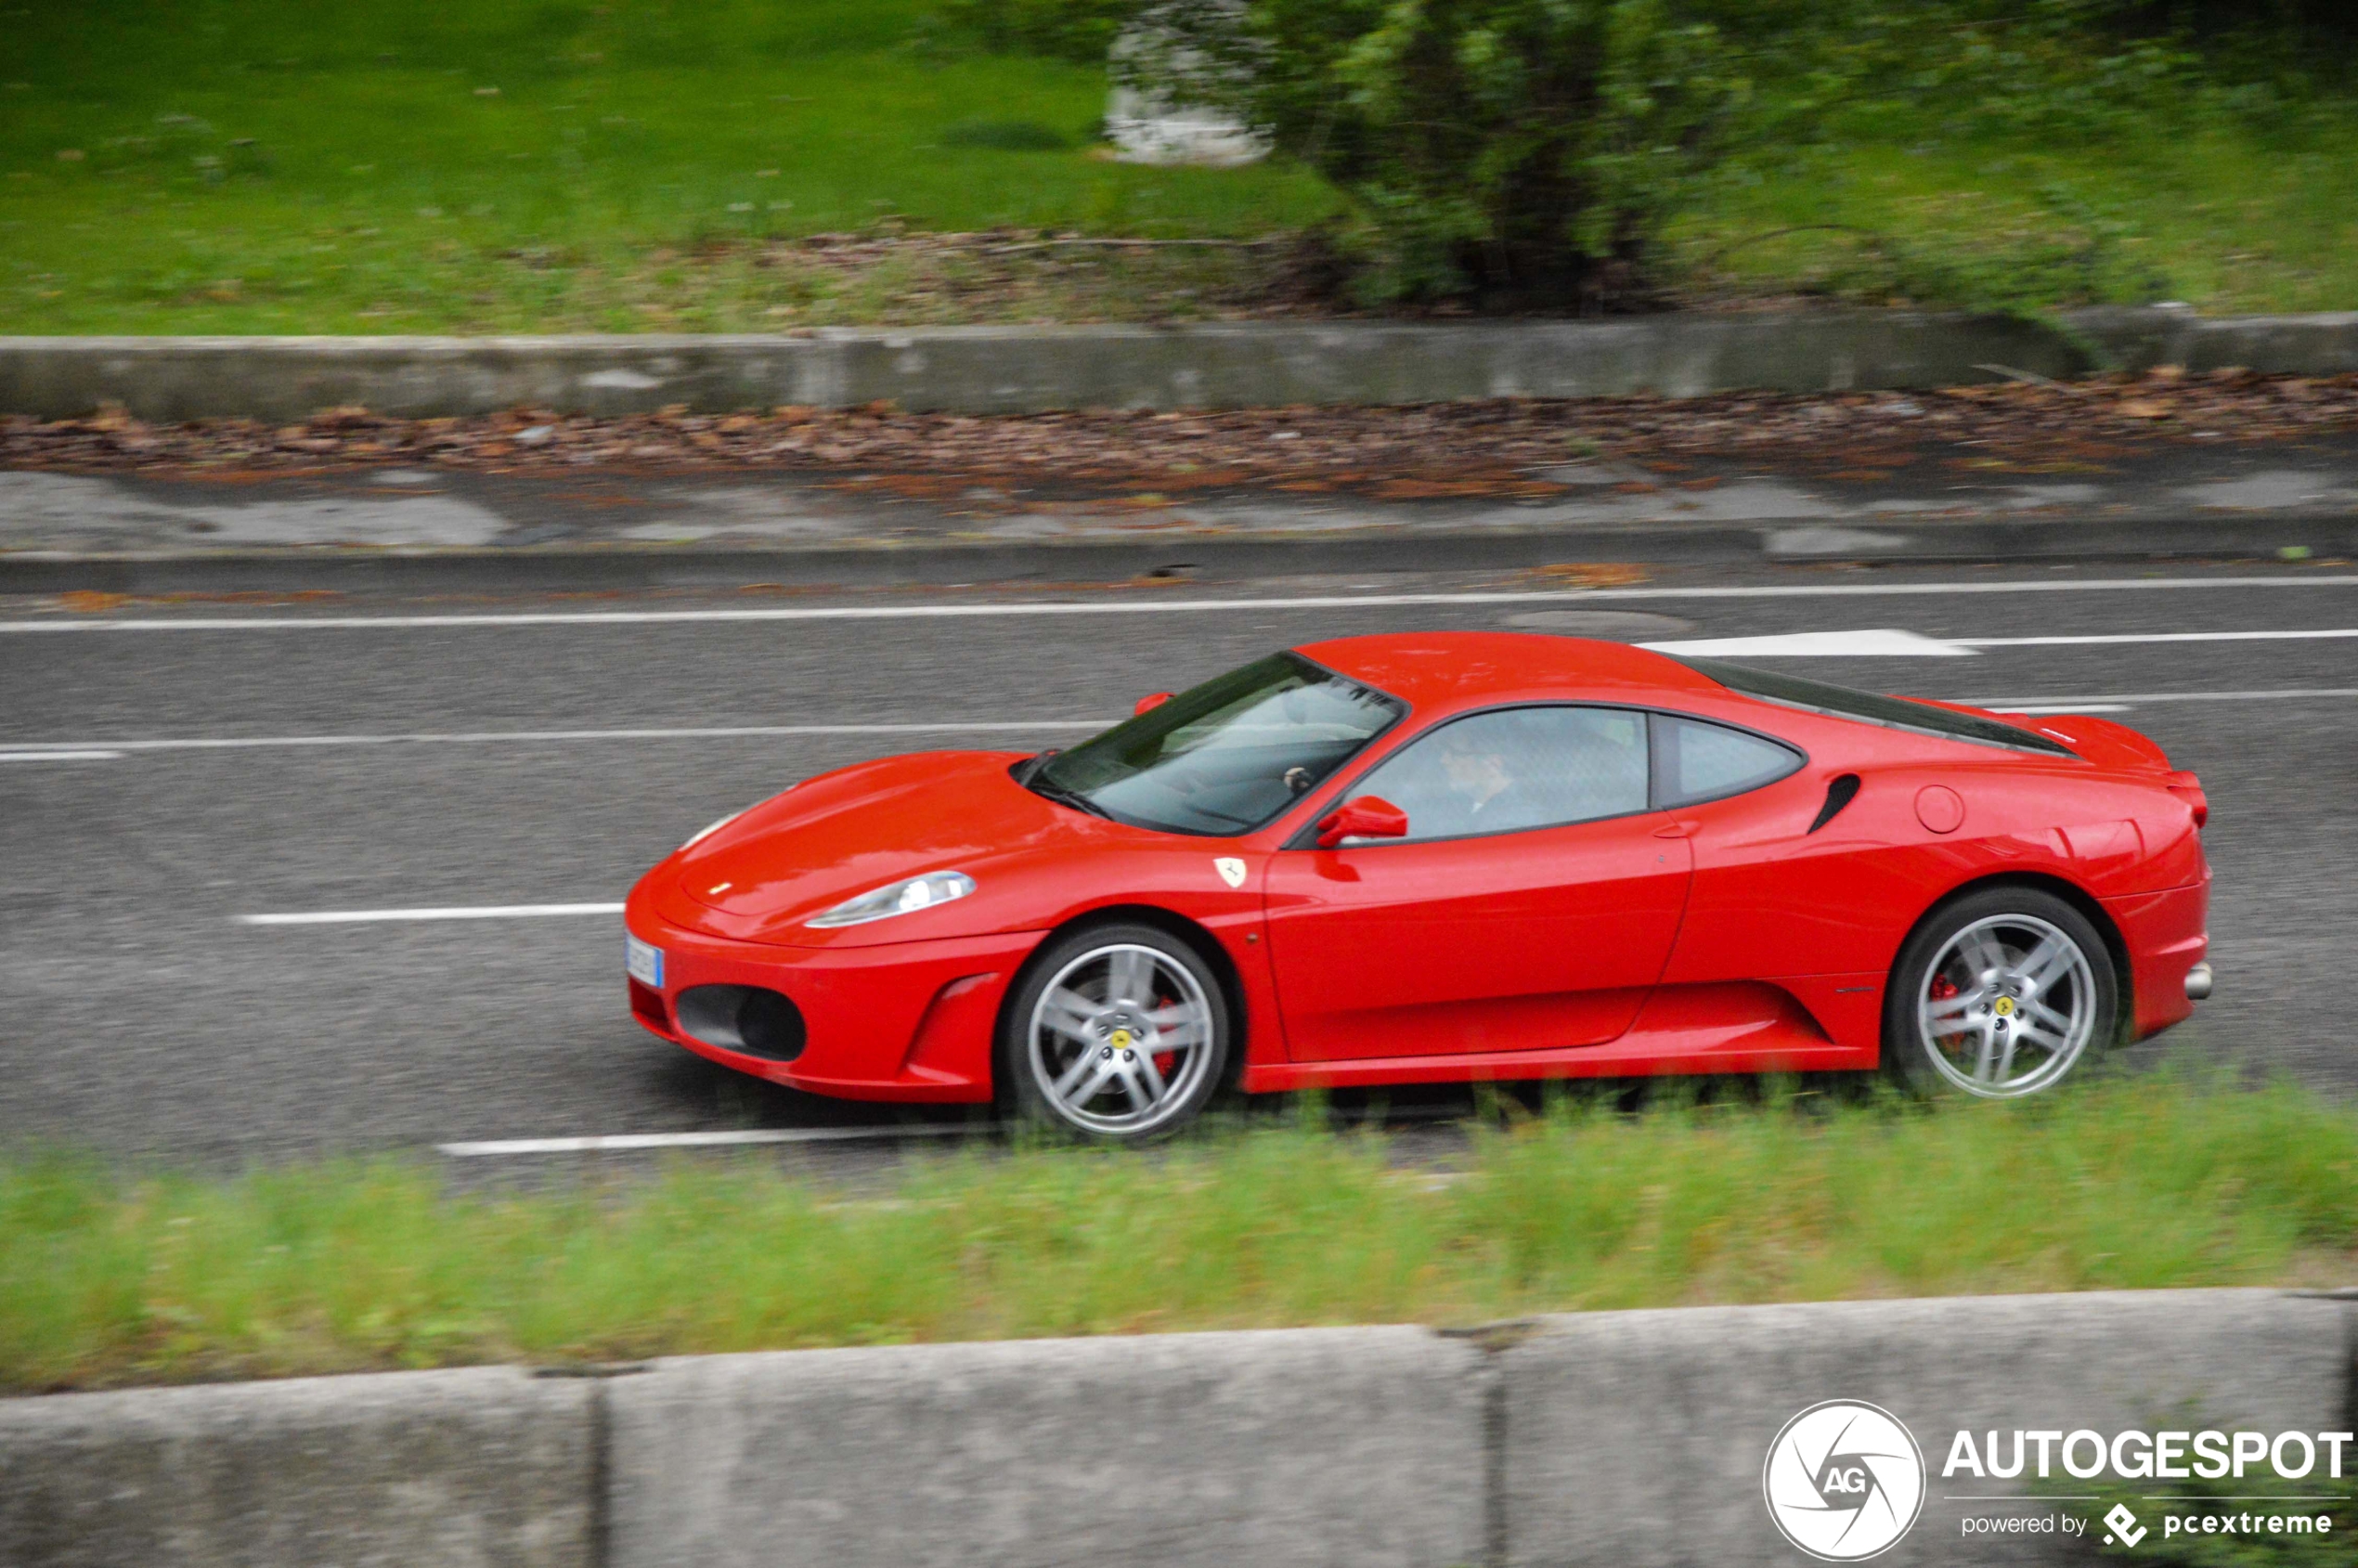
[1316,796,1408,849]
[1134,692,1173,717]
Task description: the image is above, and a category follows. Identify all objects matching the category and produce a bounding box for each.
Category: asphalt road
[3,563,2353,1168]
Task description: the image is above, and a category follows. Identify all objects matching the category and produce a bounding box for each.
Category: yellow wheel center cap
[1108,1029,1134,1050]
[1992,996,2015,1017]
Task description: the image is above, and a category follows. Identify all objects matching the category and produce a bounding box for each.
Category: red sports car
[624,633,2210,1141]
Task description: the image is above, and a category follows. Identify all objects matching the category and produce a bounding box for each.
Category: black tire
[1883,886,2119,1099]
[998,922,1231,1144]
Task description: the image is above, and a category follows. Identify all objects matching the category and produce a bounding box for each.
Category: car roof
[1296,631,1725,708]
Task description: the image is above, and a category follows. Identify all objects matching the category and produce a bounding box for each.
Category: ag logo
[1213,857,1248,889]
[1763,1400,1925,1562]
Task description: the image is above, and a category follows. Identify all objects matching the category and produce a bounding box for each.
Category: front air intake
[675,984,808,1062]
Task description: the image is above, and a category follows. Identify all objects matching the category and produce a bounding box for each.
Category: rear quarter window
[1651,714,1804,806]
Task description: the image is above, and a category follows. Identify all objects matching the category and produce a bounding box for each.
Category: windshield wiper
[1025,774,1113,820]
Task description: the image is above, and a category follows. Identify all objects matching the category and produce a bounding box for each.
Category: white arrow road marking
[1642,628,1974,657]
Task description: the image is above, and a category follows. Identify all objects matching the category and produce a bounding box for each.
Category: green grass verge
[0,0,1339,333]
[1675,112,2358,316]
[5,1074,2355,1394]
[5,4,2356,330]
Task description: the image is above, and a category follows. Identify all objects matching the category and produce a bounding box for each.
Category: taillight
[2165,771,2208,829]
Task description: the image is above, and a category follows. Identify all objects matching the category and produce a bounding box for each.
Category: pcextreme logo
[1763,1401,1928,1562]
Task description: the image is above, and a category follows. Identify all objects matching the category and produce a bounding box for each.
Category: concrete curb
[6,512,2352,596]
[3,309,2354,422]
[2,1290,2351,1567]
[608,1328,1488,1568]
[1501,1289,2356,1567]
[0,1367,597,1568]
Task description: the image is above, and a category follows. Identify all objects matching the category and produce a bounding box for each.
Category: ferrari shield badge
[1214,857,1248,888]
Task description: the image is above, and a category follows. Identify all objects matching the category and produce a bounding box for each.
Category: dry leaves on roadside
[4,369,2352,495]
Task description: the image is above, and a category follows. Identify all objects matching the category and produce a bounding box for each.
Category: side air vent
[676,984,808,1061]
[1807,774,1861,835]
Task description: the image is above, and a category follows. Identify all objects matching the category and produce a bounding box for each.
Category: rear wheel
[1884,888,2118,1099]
[1000,923,1230,1143]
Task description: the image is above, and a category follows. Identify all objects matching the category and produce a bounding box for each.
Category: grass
[4,4,2357,331]
[1674,111,2358,316]
[0,0,1340,333]
[5,1073,2356,1394]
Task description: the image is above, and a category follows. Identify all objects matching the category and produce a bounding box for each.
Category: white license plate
[626,933,665,989]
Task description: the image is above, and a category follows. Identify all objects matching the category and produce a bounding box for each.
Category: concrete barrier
[1500,1289,2356,1568]
[1,1291,2351,1567]
[605,1328,1489,1568]
[3,309,2354,421]
[2069,308,2358,377]
[0,1367,596,1568]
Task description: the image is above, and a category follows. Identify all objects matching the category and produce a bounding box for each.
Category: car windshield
[1030,652,1405,836]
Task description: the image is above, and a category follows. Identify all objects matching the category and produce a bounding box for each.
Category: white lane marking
[1971,688,2358,706]
[1644,627,2358,657]
[0,720,1104,756]
[5,574,2355,632]
[241,903,624,926]
[437,1124,986,1156]
[1641,628,1972,657]
[1969,628,2358,648]
[20,681,2358,760]
[1992,704,2133,715]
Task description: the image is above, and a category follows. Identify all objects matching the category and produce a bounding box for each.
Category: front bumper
[623,891,1040,1103]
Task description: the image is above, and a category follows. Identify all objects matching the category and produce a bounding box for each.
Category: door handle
[1652,820,1699,839]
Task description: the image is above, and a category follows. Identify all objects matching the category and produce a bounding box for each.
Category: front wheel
[1000,924,1230,1142]
[1884,888,2119,1099]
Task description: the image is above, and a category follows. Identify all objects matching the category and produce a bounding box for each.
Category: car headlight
[806,871,978,928]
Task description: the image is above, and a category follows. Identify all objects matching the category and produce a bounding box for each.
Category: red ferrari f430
[624,633,2210,1140]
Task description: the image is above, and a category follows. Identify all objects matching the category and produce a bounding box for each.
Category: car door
[1641,710,1886,987]
[1262,705,1694,1063]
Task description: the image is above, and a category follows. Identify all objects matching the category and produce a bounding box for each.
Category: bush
[1123,0,1746,305]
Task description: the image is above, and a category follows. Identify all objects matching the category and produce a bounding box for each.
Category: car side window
[1346,706,1650,842]
[1651,713,1803,806]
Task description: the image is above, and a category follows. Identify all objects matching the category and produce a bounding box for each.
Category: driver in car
[1432,725,1535,835]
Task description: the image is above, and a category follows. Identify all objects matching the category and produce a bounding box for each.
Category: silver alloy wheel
[1026,942,1217,1135]
[1915,913,2099,1097]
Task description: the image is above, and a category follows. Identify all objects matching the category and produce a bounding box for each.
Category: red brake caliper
[1149,990,1178,1080]
[1926,974,1959,1047]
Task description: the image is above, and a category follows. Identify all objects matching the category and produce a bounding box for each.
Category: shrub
[1121,0,1746,305]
